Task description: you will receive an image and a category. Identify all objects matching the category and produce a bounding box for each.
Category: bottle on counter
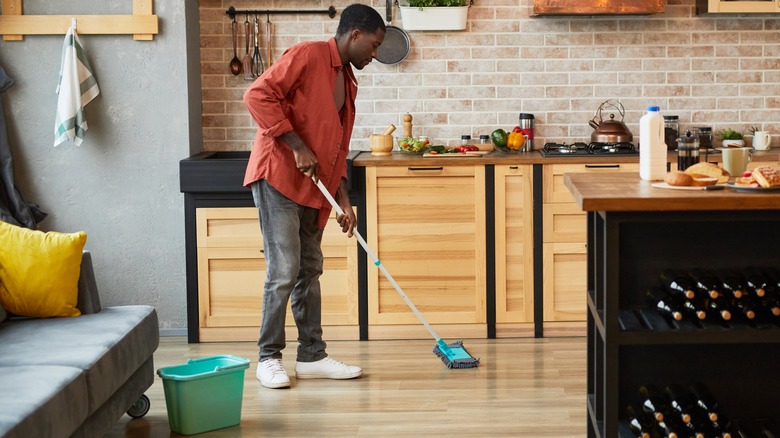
[518,113,535,151]
[639,106,667,181]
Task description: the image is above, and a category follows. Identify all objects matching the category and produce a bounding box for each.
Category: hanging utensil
[229,16,242,75]
[376,0,410,65]
[252,14,264,77]
[242,15,253,80]
[266,13,273,67]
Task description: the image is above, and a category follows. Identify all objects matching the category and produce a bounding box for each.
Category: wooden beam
[0,14,158,37]
[1,0,23,41]
[133,0,154,41]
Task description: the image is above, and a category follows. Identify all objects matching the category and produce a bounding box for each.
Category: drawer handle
[510,166,518,170]
[584,164,620,169]
[407,167,444,171]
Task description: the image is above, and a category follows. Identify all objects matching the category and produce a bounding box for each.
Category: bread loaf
[665,171,693,186]
[684,162,730,183]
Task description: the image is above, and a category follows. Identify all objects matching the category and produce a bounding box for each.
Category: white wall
[0,0,199,334]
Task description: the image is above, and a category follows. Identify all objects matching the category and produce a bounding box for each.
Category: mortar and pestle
[369,124,396,156]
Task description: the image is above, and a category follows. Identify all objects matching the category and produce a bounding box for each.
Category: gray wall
[0,0,201,334]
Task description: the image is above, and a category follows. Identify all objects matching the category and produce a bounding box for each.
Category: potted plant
[719,128,745,148]
[399,0,471,31]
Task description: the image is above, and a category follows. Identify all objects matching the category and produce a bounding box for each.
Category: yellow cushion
[0,220,87,318]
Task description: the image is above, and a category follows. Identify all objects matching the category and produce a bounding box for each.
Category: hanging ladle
[229,16,242,75]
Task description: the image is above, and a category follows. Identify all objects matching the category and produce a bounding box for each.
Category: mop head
[433,340,480,369]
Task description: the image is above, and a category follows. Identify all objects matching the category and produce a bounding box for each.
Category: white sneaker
[295,357,362,380]
[256,359,290,389]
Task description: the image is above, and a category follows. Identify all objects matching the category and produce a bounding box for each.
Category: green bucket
[157,355,250,435]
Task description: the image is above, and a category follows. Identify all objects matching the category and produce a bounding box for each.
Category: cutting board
[651,182,726,191]
[422,151,490,158]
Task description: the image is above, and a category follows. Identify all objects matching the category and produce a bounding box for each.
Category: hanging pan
[376,0,410,65]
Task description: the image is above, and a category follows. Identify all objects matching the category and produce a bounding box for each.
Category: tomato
[423,138,430,145]
[743,171,752,177]
[469,146,479,151]
[512,126,522,133]
[429,150,438,155]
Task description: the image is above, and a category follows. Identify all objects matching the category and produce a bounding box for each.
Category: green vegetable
[407,0,468,8]
[491,129,508,148]
[429,145,446,153]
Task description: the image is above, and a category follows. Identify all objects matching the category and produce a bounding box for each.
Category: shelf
[0,0,158,41]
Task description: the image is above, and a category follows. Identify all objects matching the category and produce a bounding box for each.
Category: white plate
[727,182,780,192]
[651,182,725,191]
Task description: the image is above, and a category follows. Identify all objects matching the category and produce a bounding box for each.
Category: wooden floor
[106,336,587,437]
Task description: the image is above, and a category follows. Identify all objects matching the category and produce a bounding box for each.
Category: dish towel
[54,23,100,147]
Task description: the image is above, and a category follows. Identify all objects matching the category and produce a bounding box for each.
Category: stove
[539,142,639,157]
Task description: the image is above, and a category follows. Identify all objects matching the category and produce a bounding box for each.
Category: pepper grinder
[403,113,413,138]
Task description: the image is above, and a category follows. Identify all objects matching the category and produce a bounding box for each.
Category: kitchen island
[564,172,780,437]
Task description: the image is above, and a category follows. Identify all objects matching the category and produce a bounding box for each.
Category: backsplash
[199,0,780,151]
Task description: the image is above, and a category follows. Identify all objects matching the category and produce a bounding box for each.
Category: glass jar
[663,115,679,150]
[460,135,473,147]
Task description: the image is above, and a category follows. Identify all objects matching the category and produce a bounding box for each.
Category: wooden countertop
[564,171,780,212]
[351,149,780,167]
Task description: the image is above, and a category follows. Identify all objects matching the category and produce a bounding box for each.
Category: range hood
[532,0,665,16]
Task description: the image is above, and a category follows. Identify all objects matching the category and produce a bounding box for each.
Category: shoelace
[264,359,286,376]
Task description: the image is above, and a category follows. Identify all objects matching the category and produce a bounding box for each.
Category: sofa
[0,251,159,437]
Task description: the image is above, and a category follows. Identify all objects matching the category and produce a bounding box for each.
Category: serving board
[422,151,490,158]
[651,182,725,191]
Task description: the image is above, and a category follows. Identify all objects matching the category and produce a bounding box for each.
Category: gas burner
[540,141,638,157]
[587,142,637,155]
[541,142,589,156]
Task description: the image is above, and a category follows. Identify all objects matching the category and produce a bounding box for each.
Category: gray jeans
[251,179,327,363]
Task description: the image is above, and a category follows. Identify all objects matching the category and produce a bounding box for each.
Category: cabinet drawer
[543,242,587,322]
[543,203,587,243]
[543,163,640,203]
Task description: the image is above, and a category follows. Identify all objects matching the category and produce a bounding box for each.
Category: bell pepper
[512,125,522,134]
[507,132,525,151]
[491,129,508,148]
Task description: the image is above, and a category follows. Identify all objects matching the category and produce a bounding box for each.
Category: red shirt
[243,37,357,228]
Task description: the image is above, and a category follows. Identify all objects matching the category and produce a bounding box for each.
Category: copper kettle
[589,100,633,143]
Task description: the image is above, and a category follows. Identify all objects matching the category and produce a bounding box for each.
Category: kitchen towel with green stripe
[54,21,100,147]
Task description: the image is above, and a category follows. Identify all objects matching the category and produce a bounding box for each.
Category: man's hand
[281,131,319,181]
[335,180,356,237]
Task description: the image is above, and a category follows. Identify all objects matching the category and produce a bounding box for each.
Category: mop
[314,178,480,369]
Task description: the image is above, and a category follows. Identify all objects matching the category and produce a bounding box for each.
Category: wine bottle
[638,383,668,422]
[744,266,770,298]
[697,413,734,438]
[665,383,698,425]
[655,419,683,438]
[690,382,719,423]
[682,296,708,321]
[732,294,757,320]
[689,268,724,300]
[626,404,653,438]
[647,288,684,321]
[660,269,697,300]
[717,270,745,300]
[761,268,780,316]
[707,296,732,321]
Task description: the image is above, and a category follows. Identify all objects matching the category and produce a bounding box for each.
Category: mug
[719,147,752,177]
[752,131,772,150]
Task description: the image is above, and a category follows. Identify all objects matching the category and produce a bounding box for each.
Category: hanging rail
[226,6,337,20]
[0,0,158,41]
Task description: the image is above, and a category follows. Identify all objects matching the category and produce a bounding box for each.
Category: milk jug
[639,106,666,181]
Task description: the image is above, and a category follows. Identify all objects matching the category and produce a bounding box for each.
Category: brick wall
[199,0,780,151]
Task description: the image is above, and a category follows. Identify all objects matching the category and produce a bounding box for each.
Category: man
[243,4,385,389]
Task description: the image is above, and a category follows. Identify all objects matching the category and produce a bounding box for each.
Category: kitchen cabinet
[195,207,359,342]
[541,162,640,336]
[364,165,487,340]
[494,164,535,337]
[697,0,780,14]
[565,172,780,438]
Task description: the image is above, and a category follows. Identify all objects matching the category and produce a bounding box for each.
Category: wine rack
[586,209,780,438]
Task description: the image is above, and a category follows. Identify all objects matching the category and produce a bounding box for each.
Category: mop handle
[314,179,442,341]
